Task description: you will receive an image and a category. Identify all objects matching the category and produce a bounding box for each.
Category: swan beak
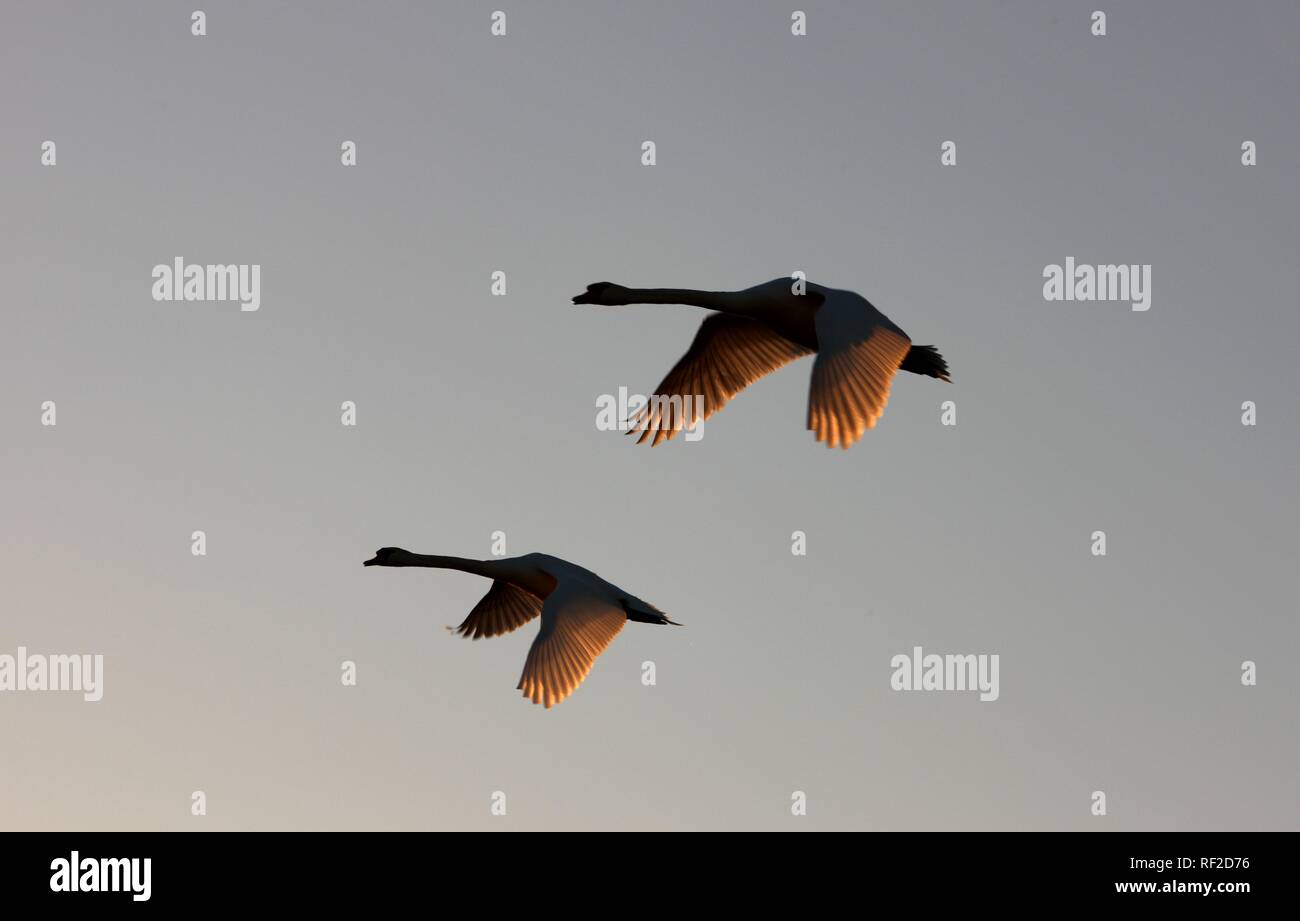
[363,555,380,566]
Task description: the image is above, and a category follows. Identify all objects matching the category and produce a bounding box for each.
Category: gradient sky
[2,1,1297,831]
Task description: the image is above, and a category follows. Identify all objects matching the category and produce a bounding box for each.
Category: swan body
[573,277,951,448]
[363,548,678,708]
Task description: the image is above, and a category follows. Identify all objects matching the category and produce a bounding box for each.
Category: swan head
[363,547,414,567]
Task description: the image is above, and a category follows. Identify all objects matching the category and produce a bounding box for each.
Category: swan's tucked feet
[572,281,630,306]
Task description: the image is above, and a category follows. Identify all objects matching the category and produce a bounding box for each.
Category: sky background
[2,1,1297,831]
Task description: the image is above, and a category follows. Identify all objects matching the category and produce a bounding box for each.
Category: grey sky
[2,1,1296,830]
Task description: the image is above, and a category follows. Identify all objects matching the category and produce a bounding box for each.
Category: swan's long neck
[622,288,750,314]
[401,554,554,596]
[402,554,499,579]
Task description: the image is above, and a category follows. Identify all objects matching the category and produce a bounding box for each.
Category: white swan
[363,548,679,708]
[574,277,951,448]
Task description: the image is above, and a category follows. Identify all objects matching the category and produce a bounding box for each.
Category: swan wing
[452,580,543,639]
[808,297,912,448]
[517,585,627,708]
[630,313,812,445]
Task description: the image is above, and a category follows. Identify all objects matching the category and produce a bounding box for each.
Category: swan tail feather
[900,344,951,382]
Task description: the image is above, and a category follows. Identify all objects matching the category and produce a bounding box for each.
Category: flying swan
[363,548,679,708]
[574,277,951,448]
